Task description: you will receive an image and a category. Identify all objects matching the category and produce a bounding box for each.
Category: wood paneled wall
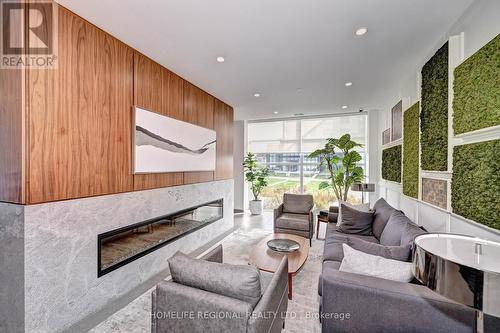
[0,4,234,204]
[28,7,134,203]
[0,0,24,203]
[133,53,184,191]
[214,99,234,180]
[183,82,215,184]
[0,68,24,203]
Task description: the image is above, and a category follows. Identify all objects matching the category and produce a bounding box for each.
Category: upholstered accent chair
[274,193,315,245]
[152,245,289,333]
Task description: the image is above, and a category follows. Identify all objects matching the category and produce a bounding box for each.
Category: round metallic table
[412,234,500,333]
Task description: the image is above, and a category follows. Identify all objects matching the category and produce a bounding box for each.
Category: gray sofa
[319,198,476,333]
[274,193,314,246]
[152,245,289,333]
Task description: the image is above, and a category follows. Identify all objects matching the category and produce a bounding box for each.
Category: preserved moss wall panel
[382,145,401,183]
[451,140,500,230]
[453,34,500,135]
[403,102,419,198]
[421,42,448,171]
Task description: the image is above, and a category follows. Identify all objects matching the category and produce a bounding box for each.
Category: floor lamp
[350,183,375,204]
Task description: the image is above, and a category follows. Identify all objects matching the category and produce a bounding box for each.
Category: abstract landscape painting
[133,107,216,173]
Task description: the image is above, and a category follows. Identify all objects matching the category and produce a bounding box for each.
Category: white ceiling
[56,0,473,120]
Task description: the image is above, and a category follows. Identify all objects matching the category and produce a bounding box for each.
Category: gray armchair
[152,245,289,333]
[274,193,314,246]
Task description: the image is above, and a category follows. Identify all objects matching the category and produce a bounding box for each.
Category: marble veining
[0,203,25,333]
[21,179,233,333]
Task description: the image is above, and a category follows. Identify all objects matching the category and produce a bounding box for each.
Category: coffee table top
[249,233,310,274]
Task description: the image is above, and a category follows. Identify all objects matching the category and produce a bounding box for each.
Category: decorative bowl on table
[267,239,300,253]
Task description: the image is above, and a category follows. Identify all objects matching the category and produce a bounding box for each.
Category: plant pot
[249,200,263,215]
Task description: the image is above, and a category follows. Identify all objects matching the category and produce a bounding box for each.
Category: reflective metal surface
[412,234,500,317]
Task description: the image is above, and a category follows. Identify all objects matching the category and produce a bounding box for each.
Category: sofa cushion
[326,227,379,245]
[379,210,411,246]
[372,198,398,240]
[338,201,370,225]
[168,251,262,307]
[347,238,412,262]
[276,213,310,231]
[337,204,374,235]
[400,221,427,247]
[340,244,414,282]
[323,240,345,262]
[283,193,314,214]
[323,229,379,262]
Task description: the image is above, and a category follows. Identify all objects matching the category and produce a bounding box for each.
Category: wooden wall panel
[19,5,233,203]
[183,82,215,184]
[0,0,25,203]
[0,68,24,203]
[215,100,234,180]
[27,7,134,203]
[133,53,185,190]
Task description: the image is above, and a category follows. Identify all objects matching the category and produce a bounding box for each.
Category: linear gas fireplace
[97,199,223,277]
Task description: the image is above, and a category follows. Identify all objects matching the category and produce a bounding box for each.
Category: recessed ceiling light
[216,56,225,63]
[345,82,353,87]
[273,111,279,114]
[254,93,261,97]
[342,105,348,109]
[355,27,368,36]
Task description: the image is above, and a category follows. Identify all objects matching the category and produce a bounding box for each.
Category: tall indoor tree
[243,152,270,214]
[308,134,364,202]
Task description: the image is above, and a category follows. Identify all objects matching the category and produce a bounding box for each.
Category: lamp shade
[351,183,375,192]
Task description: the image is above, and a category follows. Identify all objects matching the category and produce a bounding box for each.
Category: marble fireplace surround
[0,179,234,333]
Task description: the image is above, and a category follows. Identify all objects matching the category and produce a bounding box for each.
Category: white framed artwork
[133,106,216,173]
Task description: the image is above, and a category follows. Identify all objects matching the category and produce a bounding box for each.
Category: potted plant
[243,152,270,215]
[308,134,364,202]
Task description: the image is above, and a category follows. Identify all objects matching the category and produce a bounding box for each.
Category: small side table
[316,214,329,240]
[413,233,500,333]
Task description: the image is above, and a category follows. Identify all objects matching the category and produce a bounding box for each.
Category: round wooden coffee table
[249,233,310,300]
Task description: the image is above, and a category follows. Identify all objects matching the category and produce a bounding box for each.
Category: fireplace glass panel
[98,199,223,276]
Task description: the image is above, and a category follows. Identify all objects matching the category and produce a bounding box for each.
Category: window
[247,114,368,209]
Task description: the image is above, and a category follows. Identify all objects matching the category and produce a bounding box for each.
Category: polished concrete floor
[89,211,326,333]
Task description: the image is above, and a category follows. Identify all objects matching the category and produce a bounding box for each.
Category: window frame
[248,112,369,203]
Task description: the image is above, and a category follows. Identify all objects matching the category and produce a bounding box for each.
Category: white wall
[367,110,381,203]
[233,120,247,211]
[377,0,500,241]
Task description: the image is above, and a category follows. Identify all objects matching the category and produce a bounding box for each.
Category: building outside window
[248,114,368,209]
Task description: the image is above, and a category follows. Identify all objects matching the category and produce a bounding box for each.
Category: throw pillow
[337,200,370,225]
[337,204,374,235]
[379,210,412,246]
[168,251,262,307]
[347,237,411,262]
[339,244,414,282]
[400,221,427,247]
[372,198,397,240]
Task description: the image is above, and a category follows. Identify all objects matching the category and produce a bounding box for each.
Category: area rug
[89,217,323,333]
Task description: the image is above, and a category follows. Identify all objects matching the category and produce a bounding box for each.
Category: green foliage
[243,153,270,200]
[308,133,364,202]
[421,42,448,171]
[453,34,500,134]
[403,102,420,198]
[451,140,500,230]
[382,145,401,183]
